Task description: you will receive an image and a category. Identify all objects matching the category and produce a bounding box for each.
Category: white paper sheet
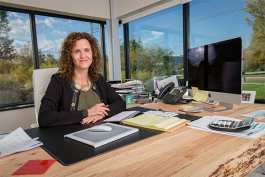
[0,131,11,140]
[0,127,43,158]
[156,75,179,90]
[241,110,265,120]
[144,110,179,117]
[188,116,265,139]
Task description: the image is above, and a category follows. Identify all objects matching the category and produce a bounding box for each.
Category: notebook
[64,123,139,148]
[122,113,190,132]
[103,111,140,123]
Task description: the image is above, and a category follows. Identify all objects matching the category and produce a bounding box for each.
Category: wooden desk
[1,103,265,176]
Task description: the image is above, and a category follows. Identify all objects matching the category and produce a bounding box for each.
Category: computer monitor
[187,37,242,111]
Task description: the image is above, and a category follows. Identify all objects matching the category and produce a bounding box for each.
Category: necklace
[74,78,90,92]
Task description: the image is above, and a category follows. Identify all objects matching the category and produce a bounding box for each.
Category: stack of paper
[241,110,265,120]
[122,113,189,132]
[192,87,208,102]
[143,110,179,117]
[0,127,43,158]
[188,116,265,139]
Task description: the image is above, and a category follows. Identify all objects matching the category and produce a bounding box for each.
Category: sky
[128,0,252,56]
[7,13,101,58]
[7,0,252,58]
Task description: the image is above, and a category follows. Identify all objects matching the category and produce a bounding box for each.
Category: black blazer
[38,73,126,127]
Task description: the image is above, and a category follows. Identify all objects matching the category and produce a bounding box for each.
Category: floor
[247,164,265,177]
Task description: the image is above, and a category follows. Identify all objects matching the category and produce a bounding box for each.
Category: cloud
[142,31,164,43]
[38,38,57,52]
[55,38,64,45]
[38,37,64,55]
[13,40,28,51]
[9,18,31,38]
[52,30,67,36]
[9,12,24,19]
[36,17,61,28]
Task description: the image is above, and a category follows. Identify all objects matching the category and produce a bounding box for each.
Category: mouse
[88,125,112,132]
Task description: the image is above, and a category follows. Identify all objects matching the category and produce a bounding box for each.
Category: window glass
[35,15,101,69]
[128,5,184,92]
[190,0,265,100]
[0,11,33,106]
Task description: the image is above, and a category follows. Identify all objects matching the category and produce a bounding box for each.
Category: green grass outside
[242,74,265,99]
[244,81,265,83]
[242,84,265,99]
[243,74,265,77]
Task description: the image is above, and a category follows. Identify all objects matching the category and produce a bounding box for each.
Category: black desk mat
[25,107,201,166]
[25,121,162,166]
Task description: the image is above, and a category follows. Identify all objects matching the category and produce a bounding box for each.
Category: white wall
[0,0,110,21]
[0,107,35,133]
[114,0,162,18]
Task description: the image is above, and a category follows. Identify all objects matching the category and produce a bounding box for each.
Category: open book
[122,113,190,132]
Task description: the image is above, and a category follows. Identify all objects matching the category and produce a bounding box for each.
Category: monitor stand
[201,102,234,112]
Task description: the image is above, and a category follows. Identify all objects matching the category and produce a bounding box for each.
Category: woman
[38,32,126,127]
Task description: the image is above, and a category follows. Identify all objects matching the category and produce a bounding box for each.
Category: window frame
[122,2,264,103]
[0,5,107,111]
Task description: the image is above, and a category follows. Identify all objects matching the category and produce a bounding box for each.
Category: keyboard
[104,111,140,123]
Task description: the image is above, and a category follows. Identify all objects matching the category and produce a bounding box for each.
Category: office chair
[31,67,59,128]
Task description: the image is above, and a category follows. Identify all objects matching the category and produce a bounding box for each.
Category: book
[122,113,190,132]
[103,111,140,123]
[64,123,139,148]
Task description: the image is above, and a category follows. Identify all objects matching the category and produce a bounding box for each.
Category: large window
[190,0,265,101]
[128,5,184,91]
[35,14,102,69]
[0,7,106,110]
[0,10,34,106]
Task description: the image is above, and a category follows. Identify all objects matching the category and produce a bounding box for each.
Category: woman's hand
[88,103,109,117]
[81,115,104,124]
[80,103,110,124]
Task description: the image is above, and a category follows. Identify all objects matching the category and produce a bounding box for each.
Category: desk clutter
[64,110,190,149]
[105,110,190,132]
[110,79,146,104]
[12,159,56,175]
[188,116,265,139]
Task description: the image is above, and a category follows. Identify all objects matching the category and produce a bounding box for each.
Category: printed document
[0,127,42,158]
[156,75,179,90]
[241,110,265,120]
[188,116,265,139]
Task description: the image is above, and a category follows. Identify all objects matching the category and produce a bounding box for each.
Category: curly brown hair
[58,32,102,83]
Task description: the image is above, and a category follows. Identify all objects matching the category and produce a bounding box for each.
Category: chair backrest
[33,67,59,123]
